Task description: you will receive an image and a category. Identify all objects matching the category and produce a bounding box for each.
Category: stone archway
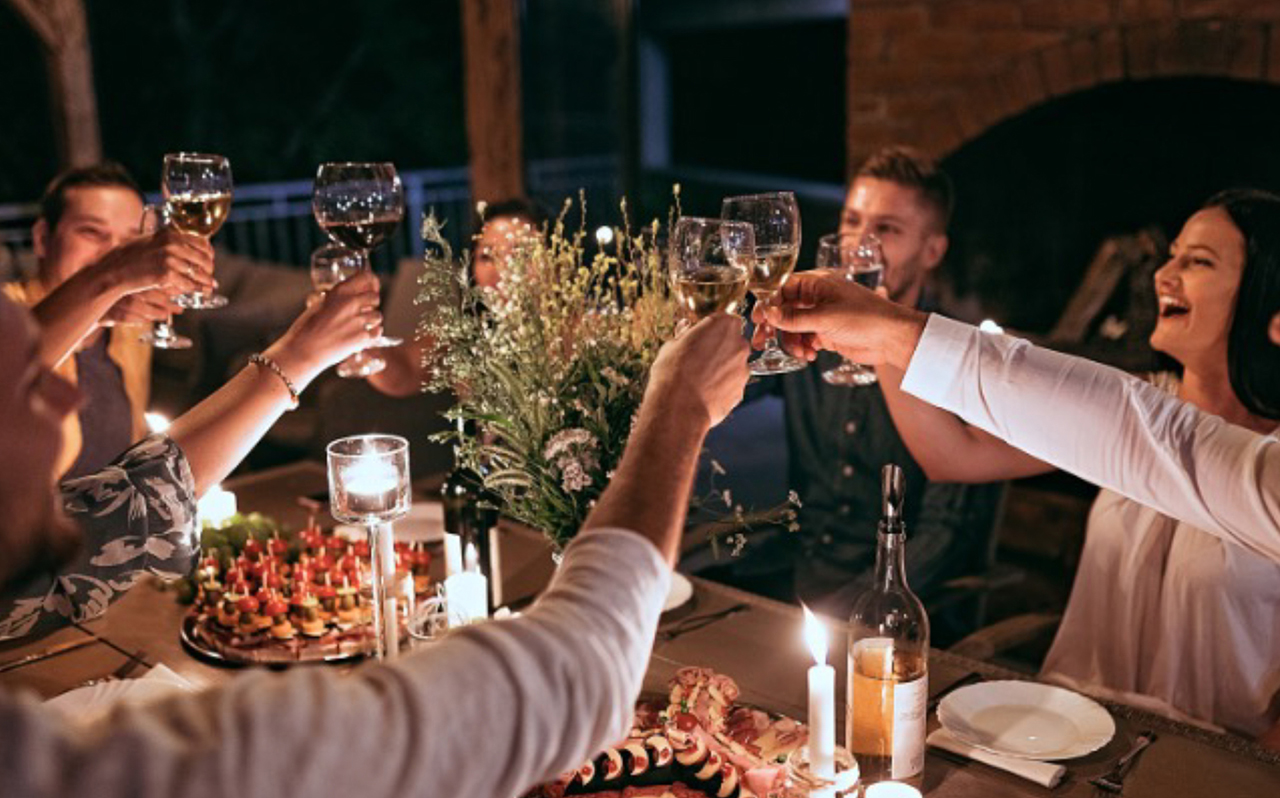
[847,0,1280,170]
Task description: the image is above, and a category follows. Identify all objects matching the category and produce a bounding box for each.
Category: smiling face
[1150,207,1247,374]
[839,177,948,307]
[0,296,83,588]
[34,186,146,289]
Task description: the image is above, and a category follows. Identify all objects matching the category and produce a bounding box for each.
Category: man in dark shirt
[710,147,1003,622]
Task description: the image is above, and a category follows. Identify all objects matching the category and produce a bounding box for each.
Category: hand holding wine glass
[819,233,885,386]
[669,217,754,322]
[721,191,805,376]
[162,152,233,309]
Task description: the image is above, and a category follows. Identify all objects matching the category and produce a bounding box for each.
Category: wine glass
[310,243,384,378]
[819,233,884,387]
[136,204,193,350]
[312,162,405,375]
[668,217,754,321]
[327,434,411,660]
[722,191,806,376]
[162,152,232,310]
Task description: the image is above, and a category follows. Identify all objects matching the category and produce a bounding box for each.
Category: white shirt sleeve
[901,314,1280,563]
[0,527,671,798]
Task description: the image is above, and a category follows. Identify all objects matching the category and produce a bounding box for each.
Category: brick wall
[847,0,1280,170]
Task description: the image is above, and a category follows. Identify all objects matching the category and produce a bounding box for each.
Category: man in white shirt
[0,288,751,798]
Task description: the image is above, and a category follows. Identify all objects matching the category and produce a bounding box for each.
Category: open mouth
[1158,295,1191,320]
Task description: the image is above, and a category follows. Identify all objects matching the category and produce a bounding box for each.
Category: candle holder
[326,434,411,661]
[785,745,860,798]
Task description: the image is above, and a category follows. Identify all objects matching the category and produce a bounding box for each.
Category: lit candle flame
[802,605,828,666]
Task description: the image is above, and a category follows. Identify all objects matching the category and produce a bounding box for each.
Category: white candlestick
[375,524,399,658]
[864,782,922,798]
[444,533,462,576]
[803,606,836,781]
[445,571,488,627]
[197,485,237,528]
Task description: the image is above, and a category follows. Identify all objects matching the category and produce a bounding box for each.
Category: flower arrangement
[418,196,681,550]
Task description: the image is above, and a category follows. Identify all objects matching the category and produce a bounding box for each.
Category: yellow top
[3,279,152,477]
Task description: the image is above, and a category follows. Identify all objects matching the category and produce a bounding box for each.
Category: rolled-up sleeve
[0,526,670,798]
[902,314,1280,562]
[0,435,199,641]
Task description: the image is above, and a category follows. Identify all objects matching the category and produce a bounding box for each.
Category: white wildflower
[560,460,592,493]
[787,489,803,508]
[721,489,733,508]
[543,428,598,460]
[729,533,747,557]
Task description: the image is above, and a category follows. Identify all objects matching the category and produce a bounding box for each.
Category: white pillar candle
[444,533,462,576]
[197,485,237,528]
[864,782,922,798]
[803,606,836,781]
[375,524,399,658]
[445,571,488,627]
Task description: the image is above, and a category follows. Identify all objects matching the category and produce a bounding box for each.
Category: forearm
[902,315,1280,561]
[583,388,711,565]
[878,363,1051,482]
[30,266,124,367]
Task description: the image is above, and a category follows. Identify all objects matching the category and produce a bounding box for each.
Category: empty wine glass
[820,233,884,386]
[136,204,193,350]
[162,152,232,309]
[668,217,754,321]
[313,162,404,376]
[310,243,385,378]
[722,191,806,376]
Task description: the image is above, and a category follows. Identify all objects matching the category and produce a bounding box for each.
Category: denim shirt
[0,435,199,641]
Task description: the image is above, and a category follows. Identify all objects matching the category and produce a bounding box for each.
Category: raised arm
[876,362,1052,482]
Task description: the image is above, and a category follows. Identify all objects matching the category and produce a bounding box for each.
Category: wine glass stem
[758,291,784,356]
[367,521,399,660]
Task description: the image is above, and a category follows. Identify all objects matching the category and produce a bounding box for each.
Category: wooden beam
[461,0,525,204]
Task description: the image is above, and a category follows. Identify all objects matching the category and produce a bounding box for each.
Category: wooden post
[461,0,525,204]
[6,0,103,168]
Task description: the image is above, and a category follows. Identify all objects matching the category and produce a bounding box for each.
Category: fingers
[106,291,179,324]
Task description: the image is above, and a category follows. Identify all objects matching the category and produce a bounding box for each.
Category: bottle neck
[874,522,908,591]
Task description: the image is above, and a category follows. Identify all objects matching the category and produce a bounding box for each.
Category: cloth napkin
[45,664,197,726]
[927,728,1067,788]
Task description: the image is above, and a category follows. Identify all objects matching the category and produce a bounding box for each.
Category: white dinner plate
[663,572,694,613]
[937,680,1115,760]
[45,666,194,726]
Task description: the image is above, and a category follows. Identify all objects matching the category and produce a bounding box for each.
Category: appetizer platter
[530,667,808,798]
[180,513,434,665]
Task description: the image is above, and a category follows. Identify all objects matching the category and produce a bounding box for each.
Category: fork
[657,603,749,642]
[1089,731,1157,793]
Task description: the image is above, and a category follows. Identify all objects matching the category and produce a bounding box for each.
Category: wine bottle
[846,464,929,785]
[441,422,502,608]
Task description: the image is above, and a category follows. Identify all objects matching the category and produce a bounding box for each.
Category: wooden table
[3,462,1278,797]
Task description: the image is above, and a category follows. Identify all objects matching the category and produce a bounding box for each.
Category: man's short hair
[854,146,954,231]
[39,162,145,231]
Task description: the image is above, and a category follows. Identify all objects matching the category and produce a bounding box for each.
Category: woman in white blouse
[756,189,1280,745]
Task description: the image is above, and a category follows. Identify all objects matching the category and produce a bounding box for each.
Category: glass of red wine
[312,162,405,378]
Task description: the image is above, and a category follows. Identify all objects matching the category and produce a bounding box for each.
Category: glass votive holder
[785,745,860,798]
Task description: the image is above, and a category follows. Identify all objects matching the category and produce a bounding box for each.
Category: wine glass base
[141,331,193,350]
[365,335,403,350]
[338,355,387,379]
[822,363,878,387]
[749,350,807,376]
[176,292,229,310]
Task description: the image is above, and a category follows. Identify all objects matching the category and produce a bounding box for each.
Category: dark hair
[472,197,548,236]
[1202,188,1280,419]
[855,146,954,231]
[38,162,145,231]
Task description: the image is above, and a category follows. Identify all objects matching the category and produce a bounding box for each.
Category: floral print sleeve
[0,435,199,641]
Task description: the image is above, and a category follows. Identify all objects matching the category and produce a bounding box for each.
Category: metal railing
[0,156,620,274]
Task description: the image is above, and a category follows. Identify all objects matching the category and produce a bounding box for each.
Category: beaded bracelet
[248,353,300,410]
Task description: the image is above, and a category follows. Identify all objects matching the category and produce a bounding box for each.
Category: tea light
[343,458,400,517]
[803,606,836,782]
[198,485,237,528]
[864,782,922,798]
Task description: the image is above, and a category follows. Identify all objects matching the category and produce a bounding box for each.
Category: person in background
[364,197,547,398]
[0,285,750,797]
[0,273,383,641]
[711,147,1003,624]
[4,163,215,478]
[755,189,1280,744]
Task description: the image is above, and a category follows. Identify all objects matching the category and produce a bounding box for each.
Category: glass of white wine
[310,243,386,378]
[819,232,884,387]
[136,204,193,350]
[722,191,806,376]
[669,217,754,321]
[162,152,232,309]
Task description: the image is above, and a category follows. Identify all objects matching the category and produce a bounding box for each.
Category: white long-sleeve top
[901,315,1280,735]
[0,527,671,798]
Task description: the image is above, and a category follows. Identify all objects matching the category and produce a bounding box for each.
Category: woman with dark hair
[773,189,1280,741]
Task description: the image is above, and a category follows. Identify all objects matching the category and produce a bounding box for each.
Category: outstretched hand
[265,272,383,388]
[648,313,750,428]
[749,270,928,369]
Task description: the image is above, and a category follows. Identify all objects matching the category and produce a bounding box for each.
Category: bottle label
[891,671,927,779]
